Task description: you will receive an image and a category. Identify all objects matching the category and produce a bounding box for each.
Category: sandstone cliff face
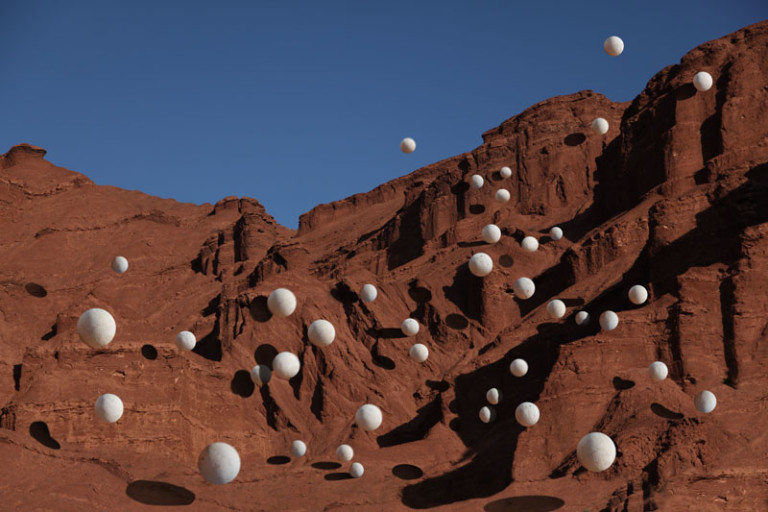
[1,22,767,511]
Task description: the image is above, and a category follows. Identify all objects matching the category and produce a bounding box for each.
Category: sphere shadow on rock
[230,370,255,397]
[254,344,278,365]
[393,464,424,480]
[25,283,47,298]
[484,495,565,512]
[498,255,514,268]
[651,403,684,420]
[675,83,697,100]
[612,376,635,390]
[29,421,60,450]
[408,286,433,304]
[325,472,353,481]
[126,480,195,506]
[267,456,290,465]
[445,314,469,330]
[469,204,486,215]
[311,461,342,470]
[426,380,450,392]
[141,344,158,360]
[563,133,586,147]
[248,295,272,322]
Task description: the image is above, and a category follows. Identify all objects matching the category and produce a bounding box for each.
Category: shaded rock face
[1,21,767,512]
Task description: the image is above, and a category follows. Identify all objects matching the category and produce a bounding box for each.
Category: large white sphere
[400,137,416,153]
[272,352,301,380]
[401,318,420,337]
[308,319,336,347]
[290,440,307,458]
[469,252,493,277]
[111,256,128,274]
[355,404,383,431]
[575,311,590,326]
[479,406,495,423]
[500,166,512,178]
[486,388,502,405]
[409,343,429,363]
[550,227,563,241]
[267,288,297,318]
[250,365,271,386]
[470,174,484,190]
[515,402,540,427]
[509,358,528,377]
[577,432,616,472]
[512,277,536,299]
[94,393,123,423]
[603,36,624,57]
[648,361,668,382]
[599,311,619,331]
[693,71,713,92]
[350,462,365,478]
[694,390,717,413]
[628,285,648,305]
[336,444,354,462]
[198,442,241,485]
[495,189,511,203]
[521,236,539,252]
[591,117,609,135]
[360,284,378,303]
[481,224,502,244]
[547,299,566,319]
[77,308,117,349]
[175,330,197,351]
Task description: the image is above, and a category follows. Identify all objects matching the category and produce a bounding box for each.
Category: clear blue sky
[1,1,765,228]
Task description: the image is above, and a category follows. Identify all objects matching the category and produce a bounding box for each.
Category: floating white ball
[77,308,117,349]
[469,252,493,277]
[481,224,502,244]
[603,36,624,57]
[577,432,616,472]
[355,404,383,431]
[409,343,429,363]
[111,256,128,274]
[547,299,566,319]
[521,236,539,252]
[308,319,336,347]
[250,365,271,386]
[175,330,197,351]
[575,311,590,326]
[591,117,609,135]
[479,405,495,423]
[470,174,484,190]
[495,189,511,203]
[512,277,536,299]
[94,393,123,423]
[400,137,416,153]
[693,71,713,92]
[401,318,420,337]
[350,462,364,478]
[509,358,528,377]
[515,402,540,427]
[272,352,301,380]
[360,284,378,303]
[267,288,297,318]
[198,442,241,485]
[486,388,502,405]
[648,361,668,382]
[336,444,354,462]
[500,166,512,178]
[290,440,307,458]
[550,227,563,241]
[694,390,717,413]
[628,285,648,305]
[599,311,619,331]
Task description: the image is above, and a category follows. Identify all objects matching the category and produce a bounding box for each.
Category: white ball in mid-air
[360,284,378,303]
[486,388,502,405]
[308,319,336,347]
[509,358,528,377]
[175,330,197,351]
[290,440,307,458]
[479,406,495,423]
[469,252,493,277]
[599,311,619,331]
[250,365,271,386]
[521,236,539,252]
[350,462,365,478]
[648,361,668,382]
[267,288,297,318]
[693,71,713,92]
[481,224,502,244]
[272,352,301,380]
[628,285,648,305]
[500,166,512,178]
[409,343,429,363]
[515,402,540,427]
[591,117,609,135]
[577,432,616,472]
[603,36,624,56]
[400,137,416,153]
[94,393,123,423]
[550,227,563,241]
[695,390,717,413]
[547,299,566,319]
[198,442,241,485]
[401,318,420,337]
[111,256,128,274]
[336,444,354,462]
[495,189,511,203]
[575,311,590,326]
[470,174,484,190]
[355,404,383,431]
[77,308,117,349]
[512,277,535,299]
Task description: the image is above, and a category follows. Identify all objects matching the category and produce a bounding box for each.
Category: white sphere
[400,137,416,153]
[603,36,624,57]
[509,358,528,377]
[515,402,540,427]
[495,189,511,203]
[575,311,590,326]
[175,330,197,351]
[360,284,378,303]
[290,440,307,458]
[591,117,609,135]
[481,224,502,244]
[409,343,429,363]
[479,406,495,423]
[250,365,271,386]
[486,388,502,405]
[577,432,616,472]
[198,442,241,485]
[500,166,512,178]
[272,352,301,380]
[469,252,493,277]
[693,71,713,92]
[308,319,336,347]
[512,277,535,299]
[550,227,563,241]
[267,288,297,318]
[599,311,619,331]
[401,318,420,337]
[350,462,364,478]
[694,390,717,413]
[355,404,383,431]
[77,308,117,349]
[521,236,539,252]
[628,285,648,305]
[648,361,668,382]
[111,256,128,274]
[547,299,566,319]
[336,444,354,462]
[469,174,484,190]
[94,393,123,423]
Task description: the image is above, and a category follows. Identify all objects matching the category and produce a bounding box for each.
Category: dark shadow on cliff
[377,397,442,448]
[484,495,565,511]
[126,480,195,506]
[29,421,60,450]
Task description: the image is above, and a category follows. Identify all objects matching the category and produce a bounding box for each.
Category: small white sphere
[470,174,484,189]
[400,137,416,153]
[409,343,429,363]
[495,189,511,203]
[577,432,616,472]
[355,404,383,431]
[250,365,271,386]
[591,117,609,135]
[550,227,563,241]
[360,284,378,303]
[267,288,297,318]
[175,330,197,351]
[479,406,495,423]
[500,166,512,178]
[94,393,123,423]
[308,319,336,347]
[693,71,713,92]
[272,352,301,380]
[198,442,241,485]
[512,277,536,299]
[401,318,420,337]
[628,285,648,305]
[603,36,624,57]
[509,358,529,377]
[694,390,717,413]
[350,462,364,478]
[290,440,307,458]
[469,252,493,277]
[648,361,668,382]
[77,308,117,349]
[575,311,590,326]
[336,444,354,462]
[515,402,540,427]
[521,236,539,252]
[111,256,129,274]
[486,388,502,405]
[547,299,566,319]
[599,311,619,331]
[481,224,502,244]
